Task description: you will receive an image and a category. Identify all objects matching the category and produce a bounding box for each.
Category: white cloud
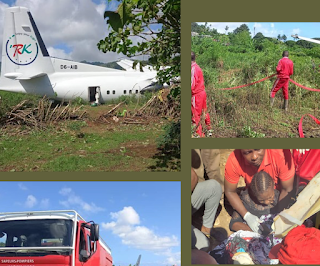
[25,195,37,208]
[271,23,275,28]
[0,0,122,63]
[18,183,28,191]
[110,206,140,225]
[163,251,181,266]
[59,187,72,196]
[95,0,107,16]
[102,206,180,265]
[59,187,105,213]
[47,47,72,60]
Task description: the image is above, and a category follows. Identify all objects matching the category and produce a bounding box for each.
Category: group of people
[191,149,320,264]
[191,51,294,137]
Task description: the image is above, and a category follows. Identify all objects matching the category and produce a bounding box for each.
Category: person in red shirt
[224,149,295,233]
[191,51,211,137]
[292,149,320,193]
[270,51,294,111]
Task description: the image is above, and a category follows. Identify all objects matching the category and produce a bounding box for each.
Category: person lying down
[229,171,279,233]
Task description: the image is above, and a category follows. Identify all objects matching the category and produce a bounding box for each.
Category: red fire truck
[0,210,112,266]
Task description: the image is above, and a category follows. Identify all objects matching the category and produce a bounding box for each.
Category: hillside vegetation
[192,23,320,138]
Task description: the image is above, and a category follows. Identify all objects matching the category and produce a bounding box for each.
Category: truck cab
[0,210,112,266]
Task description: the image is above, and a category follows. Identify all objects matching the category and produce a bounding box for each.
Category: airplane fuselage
[0,6,160,103]
[0,70,157,103]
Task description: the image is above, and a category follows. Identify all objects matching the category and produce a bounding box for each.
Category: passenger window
[87,235,91,253]
[124,90,127,94]
[135,90,139,94]
[107,91,110,95]
[129,90,132,94]
[112,90,115,94]
[79,230,86,261]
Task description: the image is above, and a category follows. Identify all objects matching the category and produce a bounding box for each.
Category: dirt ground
[192,149,246,248]
[0,101,178,171]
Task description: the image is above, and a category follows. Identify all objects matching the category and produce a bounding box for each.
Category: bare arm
[276,176,295,212]
[191,168,198,193]
[279,176,294,201]
[224,179,247,218]
[231,222,252,232]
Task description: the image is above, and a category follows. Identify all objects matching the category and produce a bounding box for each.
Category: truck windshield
[0,219,73,248]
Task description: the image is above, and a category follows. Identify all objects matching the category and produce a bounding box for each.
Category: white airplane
[0,6,161,103]
[291,34,320,45]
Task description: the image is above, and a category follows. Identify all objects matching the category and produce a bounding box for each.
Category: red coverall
[270,57,294,100]
[292,149,320,188]
[191,62,211,137]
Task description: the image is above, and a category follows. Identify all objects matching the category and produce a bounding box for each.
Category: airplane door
[88,87,97,102]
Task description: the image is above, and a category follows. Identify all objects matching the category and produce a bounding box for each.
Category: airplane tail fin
[135,255,141,266]
[1,6,54,80]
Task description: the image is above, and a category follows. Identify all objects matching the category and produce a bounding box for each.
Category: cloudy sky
[0,0,127,63]
[198,22,320,39]
[0,182,181,266]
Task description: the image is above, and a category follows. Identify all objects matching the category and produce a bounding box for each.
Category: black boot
[270,97,275,107]
[283,99,288,112]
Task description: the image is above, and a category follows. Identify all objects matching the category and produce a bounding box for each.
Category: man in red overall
[270,51,294,111]
[191,51,211,137]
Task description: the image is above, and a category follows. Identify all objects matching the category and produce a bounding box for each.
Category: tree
[253,32,265,41]
[233,24,250,35]
[277,34,282,41]
[98,0,180,89]
[98,0,181,168]
[225,25,229,34]
[253,32,265,51]
[282,34,287,42]
[297,40,316,49]
[285,40,296,48]
[191,22,201,33]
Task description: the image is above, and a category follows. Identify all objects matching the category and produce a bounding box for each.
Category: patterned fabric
[211,219,282,265]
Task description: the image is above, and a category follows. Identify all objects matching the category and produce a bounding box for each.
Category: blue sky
[199,22,320,39]
[0,182,181,266]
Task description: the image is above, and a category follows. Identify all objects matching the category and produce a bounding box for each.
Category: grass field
[204,82,320,138]
[192,35,320,138]
[0,92,180,171]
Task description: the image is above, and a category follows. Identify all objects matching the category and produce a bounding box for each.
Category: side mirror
[80,249,89,262]
[90,224,99,241]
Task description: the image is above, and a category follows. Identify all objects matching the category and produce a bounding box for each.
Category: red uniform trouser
[270,78,289,100]
[192,90,211,137]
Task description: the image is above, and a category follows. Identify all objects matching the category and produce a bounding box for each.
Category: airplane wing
[117,59,154,72]
[292,34,320,45]
[4,72,46,80]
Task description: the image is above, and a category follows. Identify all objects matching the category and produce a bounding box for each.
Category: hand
[243,212,261,233]
[295,149,310,155]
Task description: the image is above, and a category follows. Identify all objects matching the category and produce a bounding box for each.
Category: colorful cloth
[211,216,282,265]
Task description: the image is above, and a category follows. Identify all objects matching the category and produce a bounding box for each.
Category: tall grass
[192,37,320,137]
